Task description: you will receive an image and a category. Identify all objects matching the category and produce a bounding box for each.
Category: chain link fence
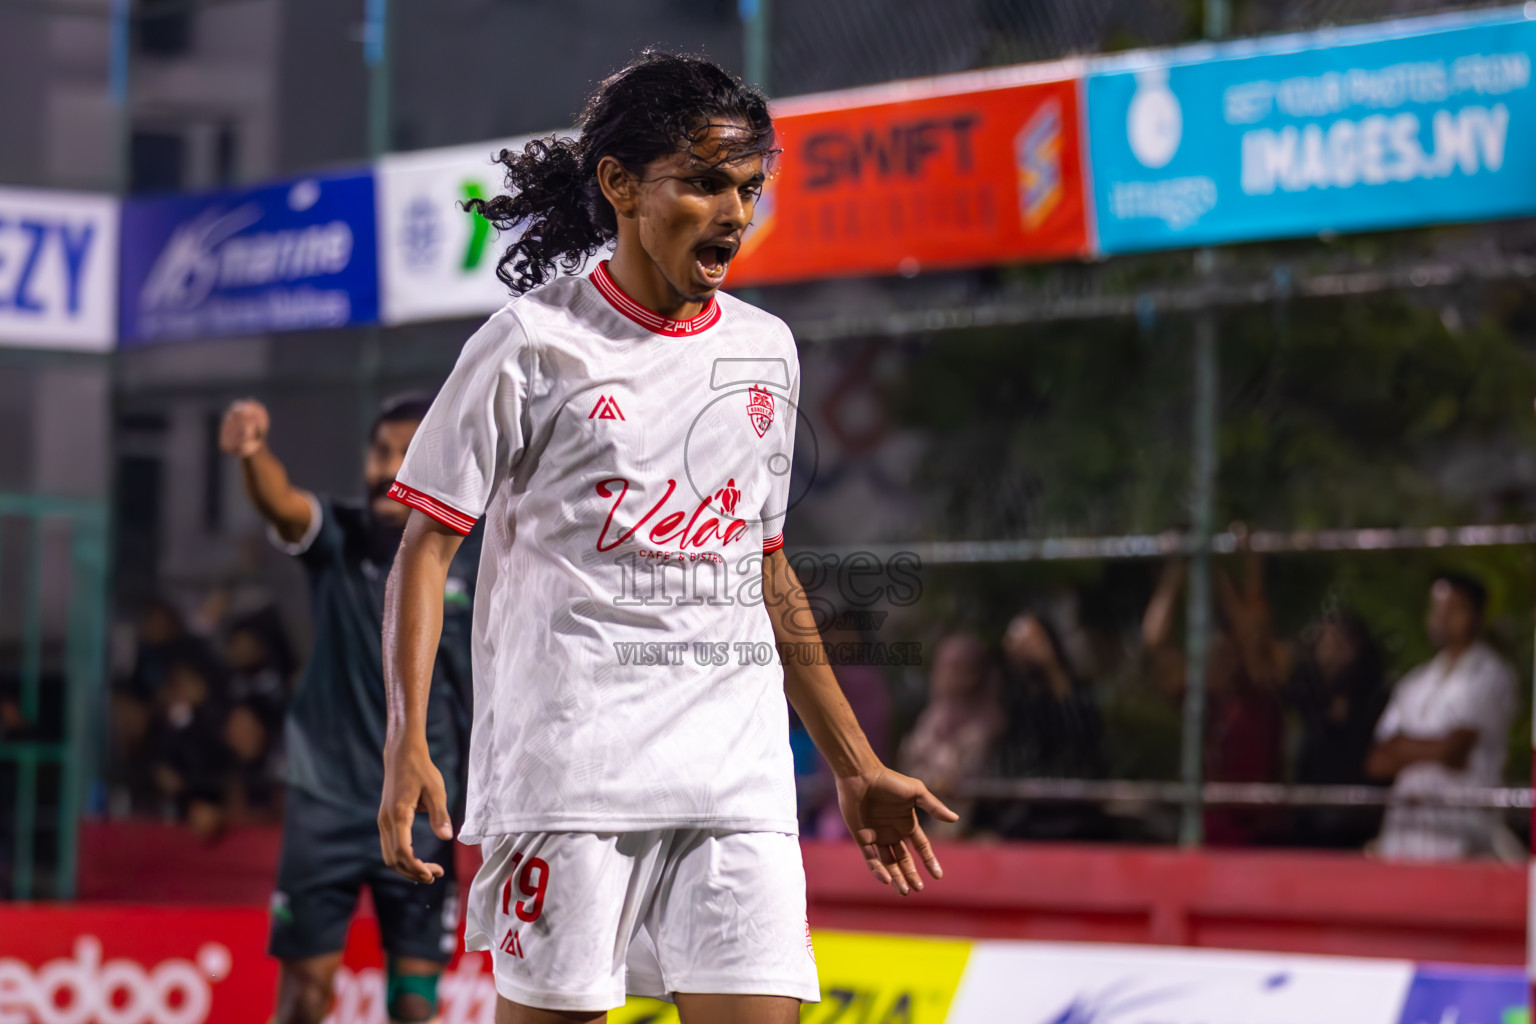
[767,0,1509,96]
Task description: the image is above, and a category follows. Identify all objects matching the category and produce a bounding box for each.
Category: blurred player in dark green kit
[221,396,476,1024]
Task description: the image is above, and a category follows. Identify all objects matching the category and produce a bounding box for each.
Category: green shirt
[280,495,476,820]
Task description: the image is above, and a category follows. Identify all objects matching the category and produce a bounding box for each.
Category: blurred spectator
[1367,573,1517,861]
[1096,559,1189,787]
[0,686,24,739]
[975,611,1107,840]
[1139,559,1191,704]
[144,656,229,839]
[1143,553,1287,845]
[897,632,1003,835]
[223,609,292,743]
[219,608,294,821]
[110,597,220,812]
[119,597,214,704]
[1284,610,1389,848]
[1201,634,1286,845]
[1204,554,1287,845]
[997,611,1105,778]
[224,704,283,821]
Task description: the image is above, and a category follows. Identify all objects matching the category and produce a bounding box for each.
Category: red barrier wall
[78,821,286,904]
[76,823,1526,965]
[803,842,1526,966]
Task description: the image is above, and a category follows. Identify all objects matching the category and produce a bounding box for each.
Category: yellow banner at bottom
[608,931,974,1024]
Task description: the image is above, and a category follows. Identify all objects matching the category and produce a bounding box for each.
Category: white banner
[947,942,1416,1024]
[378,133,598,325]
[0,186,118,351]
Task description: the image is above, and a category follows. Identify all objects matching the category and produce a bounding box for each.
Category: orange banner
[729,69,1090,286]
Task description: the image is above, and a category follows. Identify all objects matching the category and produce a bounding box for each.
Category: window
[129,130,185,193]
[202,411,224,533]
[113,412,168,604]
[215,122,238,185]
[135,0,192,56]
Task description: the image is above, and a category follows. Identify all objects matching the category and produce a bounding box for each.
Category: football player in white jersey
[377,52,957,1024]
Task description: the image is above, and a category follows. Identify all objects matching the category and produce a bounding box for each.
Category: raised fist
[220,399,270,458]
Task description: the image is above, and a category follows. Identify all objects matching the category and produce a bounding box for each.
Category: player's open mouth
[694,241,736,284]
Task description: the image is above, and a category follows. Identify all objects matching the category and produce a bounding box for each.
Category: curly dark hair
[466,51,776,295]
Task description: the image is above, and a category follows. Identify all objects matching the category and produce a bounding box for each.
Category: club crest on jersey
[746,385,774,437]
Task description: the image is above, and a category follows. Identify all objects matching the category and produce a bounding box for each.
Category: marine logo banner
[119,171,378,345]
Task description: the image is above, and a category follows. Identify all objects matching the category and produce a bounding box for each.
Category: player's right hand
[219,399,270,458]
[378,737,454,883]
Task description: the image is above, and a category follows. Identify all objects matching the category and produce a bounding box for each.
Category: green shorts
[268,787,458,962]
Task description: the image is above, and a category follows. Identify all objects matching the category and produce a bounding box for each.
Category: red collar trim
[591,261,722,337]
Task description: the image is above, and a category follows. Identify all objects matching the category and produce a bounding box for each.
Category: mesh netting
[768,0,1507,96]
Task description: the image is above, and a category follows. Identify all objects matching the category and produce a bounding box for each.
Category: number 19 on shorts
[498,853,549,958]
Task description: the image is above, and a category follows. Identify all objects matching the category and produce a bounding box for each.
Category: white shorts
[465,829,821,1012]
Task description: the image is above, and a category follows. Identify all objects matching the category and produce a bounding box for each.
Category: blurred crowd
[108,592,295,837]
[793,558,1521,862]
[105,558,1521,861]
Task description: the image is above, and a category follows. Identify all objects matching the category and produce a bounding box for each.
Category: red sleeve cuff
[388,481,476,535]
[762,532,784,554]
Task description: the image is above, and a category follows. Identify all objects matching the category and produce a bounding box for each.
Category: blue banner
[119,172,378,345]
[1395,964,1526,1024]
[1086,8,1536,253]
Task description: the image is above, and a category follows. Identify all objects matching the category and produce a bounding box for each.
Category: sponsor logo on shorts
[270,889,293,925]
[499,929,526,959]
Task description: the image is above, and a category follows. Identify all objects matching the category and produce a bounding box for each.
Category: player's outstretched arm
[218,399,315,544]
[379,510,464,883]
[762,550,960,895]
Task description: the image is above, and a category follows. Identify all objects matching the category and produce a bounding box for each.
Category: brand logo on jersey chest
[589,395,626,420]
[594,477,748,552]
[747,384,774,437]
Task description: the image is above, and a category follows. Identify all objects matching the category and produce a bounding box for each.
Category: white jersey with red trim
[392,261,801,838]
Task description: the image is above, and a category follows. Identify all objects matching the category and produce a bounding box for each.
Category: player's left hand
[835,766,959,896]
[378,736,454,883]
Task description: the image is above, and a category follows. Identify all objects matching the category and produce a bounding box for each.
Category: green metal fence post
[59,518,108,900]
[1180,301,1218,848]
[742,0,771,94]
[20,522,44,725]
[0,496,109,900]
[13,750,37,900]
[1178,0,1229,852]
[366,0,392,159]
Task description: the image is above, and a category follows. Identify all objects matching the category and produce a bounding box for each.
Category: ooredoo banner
[0,907,1524,1024]
[0,906,270,1024]
[1086,6,1536,252]
[118,171,378,345]
[728,64,1093,286]
[0,186,118,352]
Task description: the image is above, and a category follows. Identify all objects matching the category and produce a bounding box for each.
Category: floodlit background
[0,1,1533,1021]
